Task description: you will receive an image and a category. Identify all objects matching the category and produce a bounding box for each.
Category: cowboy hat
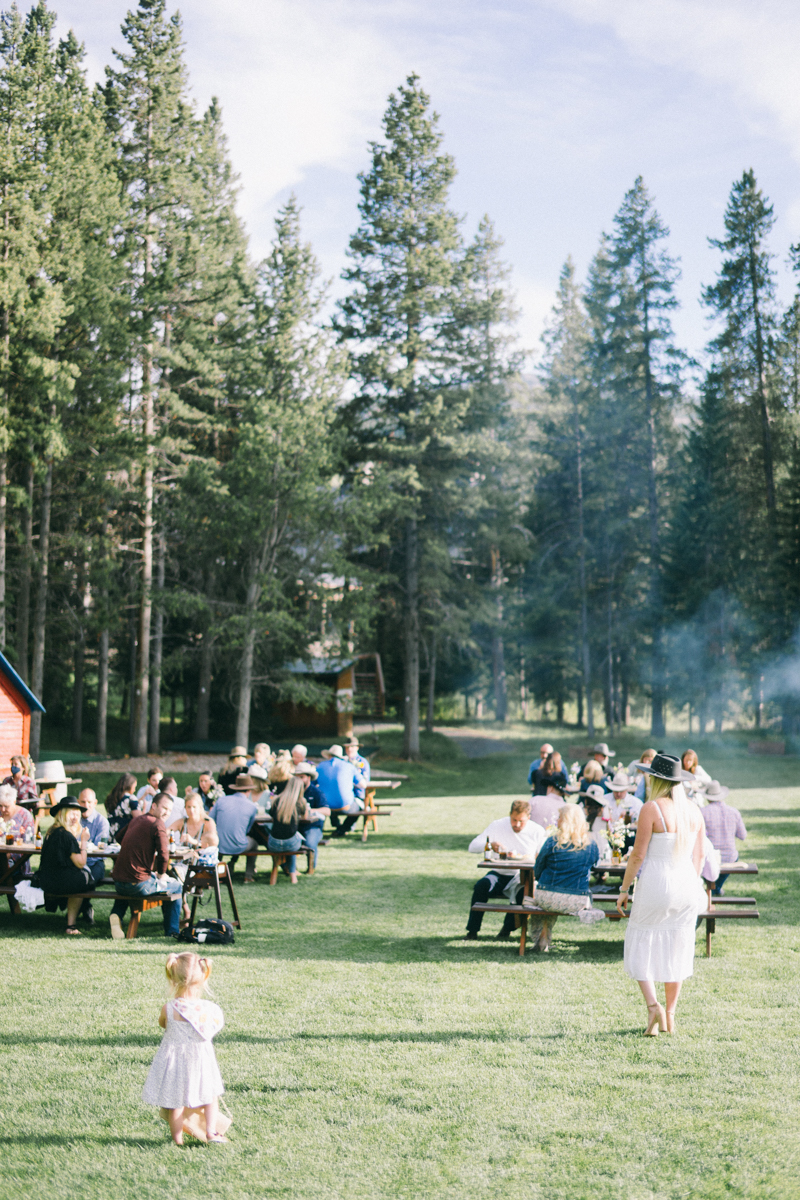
[579,783,607,804]
[228,746,248,759]
[293,762,318,779]
[344,736,360,747]
[592,742,614,757]
[247,765,269,782]
[608,771,634,792]
[632,753,693,783]
[321,745,344,759]
[231,774,258,791]
[702,779,730,801]
[50,795,84,816]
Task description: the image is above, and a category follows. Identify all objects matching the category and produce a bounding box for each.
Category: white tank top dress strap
[651,800,668,832]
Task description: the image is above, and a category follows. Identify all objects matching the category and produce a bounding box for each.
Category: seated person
[606,771,637,823]
[135,767,163,803]
[528,787,566,830]
[701,779,747,896]
[465,799,547,940]
[247,742,273,771]
[531,751,568,797]
[267,776,311,883]
[344,737,370,786]
[577,759,609,794]
[209,775,263,882]
[529,804,601,951]
[247,764,270,811]
[191,770,224,812]
[268,754,294,794]
[218,746,249,794]
[580,742,614,783]
[290,743,308,767]
[294,761,330,865]
[2,754,38,810]
[154,775,185,825]
[110,792,183,939]
[35,796,96,936]
[316,745,365,837]
[0,782,35,882]
[105,772,141,841]
[527,742,554,789]
[78,788,110,922]
[681,748,712,803]
[630,749,656,802]
[170,791,218,853]
[577,783,610,855]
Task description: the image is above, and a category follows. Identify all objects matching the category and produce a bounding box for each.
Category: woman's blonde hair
[276,775,305,825]
[268,755,293,786]
[165,951,212,998]
[648,776,697,859]
[554,803,590,850]
[46,805,81,839]
[582,760,603,783]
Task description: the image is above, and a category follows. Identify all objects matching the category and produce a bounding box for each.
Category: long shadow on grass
[0,1133,164,1148]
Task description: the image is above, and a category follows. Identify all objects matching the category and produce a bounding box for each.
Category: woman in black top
[267,776,309,883]
[531,751,569,797]
[105,772,140,841]
[36,797,96,934]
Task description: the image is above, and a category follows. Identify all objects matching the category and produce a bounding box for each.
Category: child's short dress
[142,999,225,1109]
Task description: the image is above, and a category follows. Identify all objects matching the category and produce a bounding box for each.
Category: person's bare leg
[204,1098,227,1142]
[637,980,666,1035]
[66,895,82,931]
[168,1106,185,1145]
[664,981,682,1032]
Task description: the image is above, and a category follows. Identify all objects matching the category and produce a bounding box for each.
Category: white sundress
[142,999,225,1109]
[623,801,705,983]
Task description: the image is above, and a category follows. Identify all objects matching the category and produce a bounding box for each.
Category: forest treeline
[2,0,799,760]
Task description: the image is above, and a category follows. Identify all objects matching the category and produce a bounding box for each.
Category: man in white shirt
[465,799,546,940]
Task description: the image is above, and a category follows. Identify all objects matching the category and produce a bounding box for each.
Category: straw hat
[608,771,634,793]
[321,744,344,759]
[293,762,318,779]
[228,746,248,759]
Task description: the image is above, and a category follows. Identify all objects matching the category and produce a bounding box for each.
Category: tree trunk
[574,398,594,739]
[576,675,584,729]
[194,625,213,741]
[236,582,259,749]
[642,296,666,740]
[424,631,436,734]
[148,531,165,752]
[71,626,85,745]
[490,548,507,723]
[132,338,154,756]
[95,625,109,755]
[17,463,33,680]
[127,609,137,745]
[556,691,564,724]
[29,459,53,761]
[749,246,776,525]
[402,516,420,760]
[519,655,528,721]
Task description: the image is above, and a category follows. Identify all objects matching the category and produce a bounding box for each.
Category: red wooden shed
[0,650,45,774]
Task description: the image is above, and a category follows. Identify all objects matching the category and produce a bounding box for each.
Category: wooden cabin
[276,654,385,737]
[0,650,45,774]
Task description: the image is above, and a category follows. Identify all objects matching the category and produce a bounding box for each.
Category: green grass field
[1,738,798,1199]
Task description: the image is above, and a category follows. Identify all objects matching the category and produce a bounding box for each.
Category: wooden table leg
[269,855,280,885]
[519,915,528,956]
[126,906,141,939]
[706,916,714,957]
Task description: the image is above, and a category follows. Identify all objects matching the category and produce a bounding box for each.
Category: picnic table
[254,778,402,843]
[0,841,240,935]
[473,857,760,957]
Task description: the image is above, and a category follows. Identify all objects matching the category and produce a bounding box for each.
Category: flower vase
[612,851,621,863]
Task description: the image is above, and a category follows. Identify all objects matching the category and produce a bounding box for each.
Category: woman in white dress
[617,754,704,1036]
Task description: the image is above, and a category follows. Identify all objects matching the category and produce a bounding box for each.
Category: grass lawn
[1,746,798,1199]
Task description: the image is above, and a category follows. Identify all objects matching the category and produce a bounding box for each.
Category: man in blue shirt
[527,742,553,789]
[316,745,365,838]
[294,762,330,865]
[78,788,109,885]
[210,775,262,881]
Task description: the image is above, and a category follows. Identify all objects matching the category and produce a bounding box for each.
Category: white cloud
[548,0,800,160]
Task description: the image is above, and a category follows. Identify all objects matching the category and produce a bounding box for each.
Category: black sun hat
[50,795,84,816]
[631,753,693,783]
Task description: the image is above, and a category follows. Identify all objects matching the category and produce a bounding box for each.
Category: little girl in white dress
[143,951,228,1144]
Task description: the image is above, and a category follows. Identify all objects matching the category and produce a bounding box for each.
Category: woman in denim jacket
[530,805,599,951]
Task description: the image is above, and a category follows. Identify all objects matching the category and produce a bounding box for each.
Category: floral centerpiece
[606,818,627,861]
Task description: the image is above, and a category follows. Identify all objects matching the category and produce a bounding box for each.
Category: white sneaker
[109,913,124,940]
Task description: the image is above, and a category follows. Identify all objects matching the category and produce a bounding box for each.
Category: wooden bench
[220,847,315,884]
[329,807,392,842]
[3,887,170,938]
[469,900,760,957]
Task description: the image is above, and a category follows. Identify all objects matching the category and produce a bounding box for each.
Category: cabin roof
[285,657,356,676]
[0,651,45,713]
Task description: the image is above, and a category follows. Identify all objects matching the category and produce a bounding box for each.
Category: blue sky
[54,0,800,366]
